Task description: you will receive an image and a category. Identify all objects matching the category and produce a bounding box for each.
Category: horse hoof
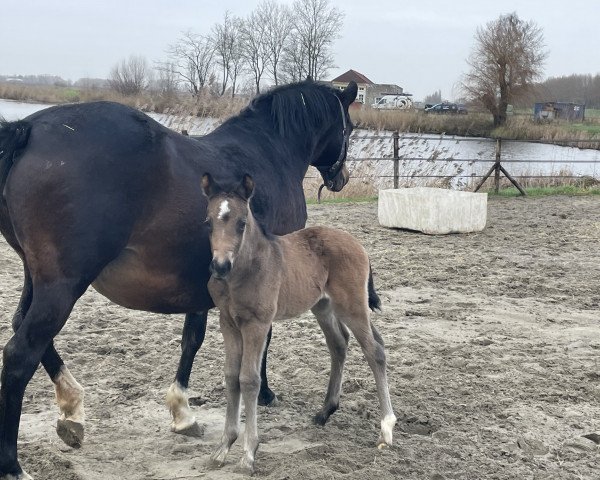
[172,421,204,438]
[257,389,278,407]
[312,412,329,426]
[56,418,84,448]
[208,445,228,469]
[0,470,33,480]
[235,458,255,476]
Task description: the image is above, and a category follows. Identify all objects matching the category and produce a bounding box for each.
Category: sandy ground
[1,195,599,480]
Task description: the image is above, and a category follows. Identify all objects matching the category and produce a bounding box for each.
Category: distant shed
[534,102,585,121]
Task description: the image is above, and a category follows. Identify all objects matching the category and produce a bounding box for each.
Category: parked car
[372,94,413,110]
[424,103,468,114]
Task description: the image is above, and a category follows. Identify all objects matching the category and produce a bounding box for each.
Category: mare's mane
[242,81,340,137]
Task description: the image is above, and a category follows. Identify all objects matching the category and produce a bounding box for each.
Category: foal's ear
[305,75,313,82]
[237,174,255,200]
[340,81,358,107]
[201,173,220,197]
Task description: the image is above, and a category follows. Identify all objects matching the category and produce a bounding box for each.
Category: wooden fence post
[494,138,501,193]
[393,130,399,189]
[473,137,527,196]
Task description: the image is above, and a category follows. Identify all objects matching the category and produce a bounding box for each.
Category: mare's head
[201,173,256,280]
[247,79,358,192]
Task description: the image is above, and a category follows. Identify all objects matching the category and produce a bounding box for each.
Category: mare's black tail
[368,263,381,312]
[0,118,31,193]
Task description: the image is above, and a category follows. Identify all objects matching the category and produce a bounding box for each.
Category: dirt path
[1,195,599,479]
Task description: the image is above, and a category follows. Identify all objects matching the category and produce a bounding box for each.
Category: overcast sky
[1,0,597,100]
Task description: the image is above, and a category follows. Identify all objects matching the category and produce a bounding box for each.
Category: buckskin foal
[202,174,396,475]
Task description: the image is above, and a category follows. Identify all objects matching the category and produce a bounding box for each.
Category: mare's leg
[209,313,243,468]
[166,311,208,436]
[257,326,277,406]
[236,320,272,475]
[167,315,276,438]
[11,267,85,449]
[0,281,82,479]
[333,303,396,448]
[311,299,350,425]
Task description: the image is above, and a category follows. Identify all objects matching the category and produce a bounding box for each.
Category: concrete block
[378,187,487,234]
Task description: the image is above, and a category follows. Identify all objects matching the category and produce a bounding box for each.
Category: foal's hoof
[1,470,33,480]
[257,388,278,407]
[235,457,255,476]
[172,421,204,438]
[56,418,84,448]
[312,412,329,426]
[208,446,228,469]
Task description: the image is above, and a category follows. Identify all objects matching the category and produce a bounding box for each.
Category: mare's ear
[340,81,358,107]
[237,174,255,200]
[201,173,220,197]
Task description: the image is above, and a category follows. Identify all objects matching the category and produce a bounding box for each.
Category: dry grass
[350,108,494,137]
[493,115,600,148]
[0,83,247,119]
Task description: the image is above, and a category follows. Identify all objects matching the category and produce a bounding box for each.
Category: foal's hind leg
[11,268,85,449]
[0,281,82,479]
[333,304,396,448]
[311,299,349,425]
[167,311,208,437]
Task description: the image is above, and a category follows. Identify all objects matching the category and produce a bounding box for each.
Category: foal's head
[201,173,255,279]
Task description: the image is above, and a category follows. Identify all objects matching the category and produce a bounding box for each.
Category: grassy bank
[0,83,246,118]
[3,83,600,146]
[350,107,600,147]
[489,185,600,197]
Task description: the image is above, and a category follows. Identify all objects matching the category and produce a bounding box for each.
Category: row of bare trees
[109,0,343,98]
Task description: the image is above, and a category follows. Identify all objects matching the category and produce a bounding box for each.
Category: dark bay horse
[202,174,396,475]
[0,80,357,479]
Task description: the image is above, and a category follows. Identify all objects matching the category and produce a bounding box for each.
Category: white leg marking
[378,413,397,448]
[166,382,197,432]
[54,366,85,423]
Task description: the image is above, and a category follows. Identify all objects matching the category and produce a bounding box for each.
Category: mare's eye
[237,219,246,233]
[205,218,213,231]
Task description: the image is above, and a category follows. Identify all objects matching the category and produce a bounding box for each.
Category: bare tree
[280,30,308,83]
[227,16,246,97]
[212,11,241,96]
[259,0,293,85]
[108,55,151,96]
[153,61,180,97]
[167,31,215,96]
[290,0,343,80]
[462,12,547,126]
[240,9,269,94]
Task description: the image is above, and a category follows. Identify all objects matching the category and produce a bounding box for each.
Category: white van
[372,94,413,110]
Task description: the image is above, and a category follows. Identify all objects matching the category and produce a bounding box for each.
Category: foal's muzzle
[210,258,232,279]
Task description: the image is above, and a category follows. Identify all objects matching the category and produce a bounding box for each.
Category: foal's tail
[0,118,31,194]
[368,263,382,312]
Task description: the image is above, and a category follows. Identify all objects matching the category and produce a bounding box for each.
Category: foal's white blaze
[218,200,230,219]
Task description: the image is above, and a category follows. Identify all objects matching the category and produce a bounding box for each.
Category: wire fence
[309,134,600,194]
[188,131,600,194]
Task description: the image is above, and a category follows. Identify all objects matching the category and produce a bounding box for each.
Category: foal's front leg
[237,320,272,475]
[210,314,243,467]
